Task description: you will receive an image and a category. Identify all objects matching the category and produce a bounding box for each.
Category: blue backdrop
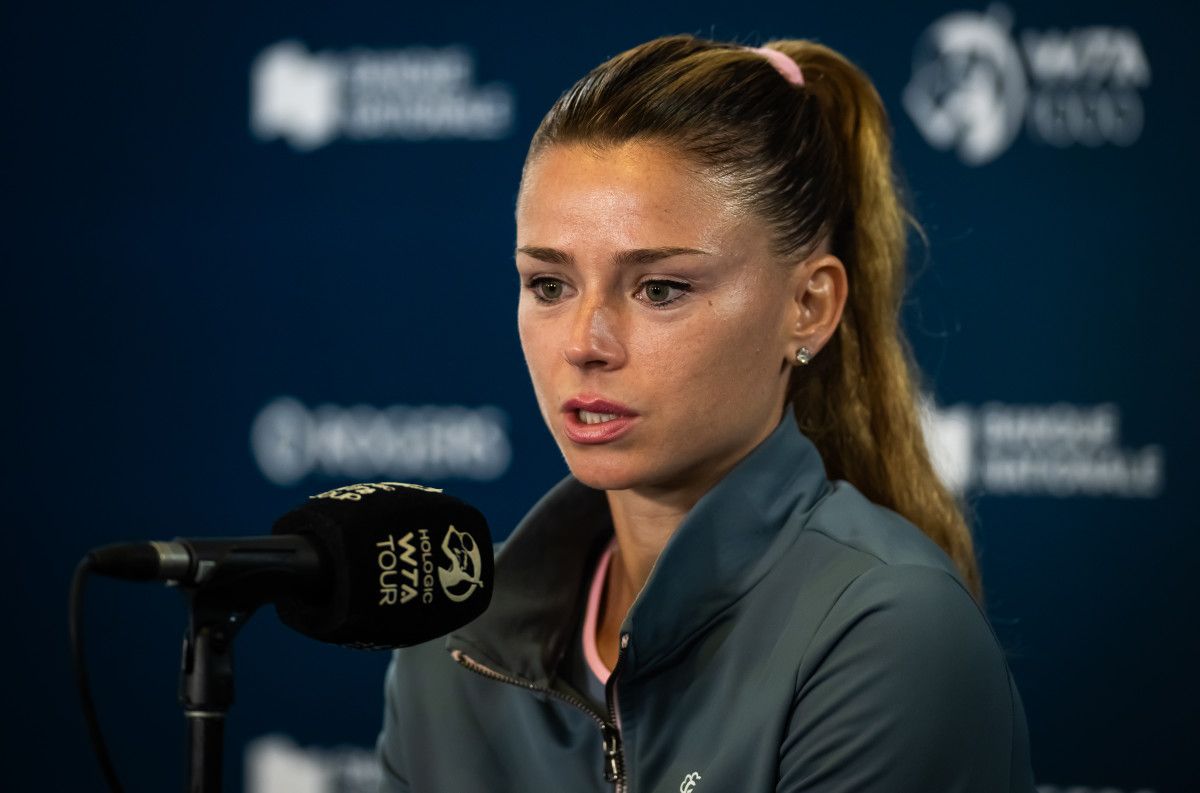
[6,1,1196,791]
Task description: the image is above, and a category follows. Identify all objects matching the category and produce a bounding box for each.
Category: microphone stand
[169,536,322,793]
[176,584,261,793]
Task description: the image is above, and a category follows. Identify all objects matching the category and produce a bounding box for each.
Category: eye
[636,280,690,307]
[526,277,567,303]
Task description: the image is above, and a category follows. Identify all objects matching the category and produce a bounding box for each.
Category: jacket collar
[446,414,832,686]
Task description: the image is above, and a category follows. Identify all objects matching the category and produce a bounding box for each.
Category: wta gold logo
[375,525,484,606]
[438,526,484,603]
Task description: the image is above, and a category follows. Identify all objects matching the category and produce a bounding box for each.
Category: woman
[376,34,1035,792]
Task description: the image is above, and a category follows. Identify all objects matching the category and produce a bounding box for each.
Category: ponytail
[773,41,982,601]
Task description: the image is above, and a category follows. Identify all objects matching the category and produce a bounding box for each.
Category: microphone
[84,481,494,649]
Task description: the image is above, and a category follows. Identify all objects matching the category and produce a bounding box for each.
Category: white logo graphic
[920,397,1164,498]
[438,525,484,602]
[245,734,381,793]
[251,40,515,151]
[250,397,511,486]
[903,5,1027,166]
[251,41,342,151]
[904,4,1151,164]
[920,399,976,495]
[680,772,702,793]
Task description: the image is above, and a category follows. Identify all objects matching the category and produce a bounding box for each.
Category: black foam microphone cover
[271,482,493,650]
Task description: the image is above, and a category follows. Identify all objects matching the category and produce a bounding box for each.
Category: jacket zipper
[606,634,629,793]
[452,649,627,791]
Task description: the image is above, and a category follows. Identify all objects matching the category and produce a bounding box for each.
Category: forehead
[516,141,751,250]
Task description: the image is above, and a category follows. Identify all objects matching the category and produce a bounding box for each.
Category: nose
[563,295,625,370]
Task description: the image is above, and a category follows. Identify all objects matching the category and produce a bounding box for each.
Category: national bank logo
[920,397,1164,498]
[903,4,1151,165]
[251,40,515,151]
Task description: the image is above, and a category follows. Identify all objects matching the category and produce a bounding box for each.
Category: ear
[786,250,848,361]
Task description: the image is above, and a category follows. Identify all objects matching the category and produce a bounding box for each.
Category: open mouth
[561,399,638,444]
[577,409,622,425]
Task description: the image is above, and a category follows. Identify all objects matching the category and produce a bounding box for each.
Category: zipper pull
[600,722,622,783]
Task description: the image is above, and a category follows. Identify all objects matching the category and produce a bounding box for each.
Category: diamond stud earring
[794,347,813,365]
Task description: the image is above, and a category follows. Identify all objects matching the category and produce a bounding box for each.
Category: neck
[604,485,700,593]
[602,413,787,599]
[595,469,727,670]
[593,414,790,667]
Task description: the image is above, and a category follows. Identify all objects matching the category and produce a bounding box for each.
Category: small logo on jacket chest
[679,771,702,793]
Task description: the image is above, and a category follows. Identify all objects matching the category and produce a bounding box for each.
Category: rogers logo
[250,397,511,487]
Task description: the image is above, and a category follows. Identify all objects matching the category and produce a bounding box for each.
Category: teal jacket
[375,415,1036,791]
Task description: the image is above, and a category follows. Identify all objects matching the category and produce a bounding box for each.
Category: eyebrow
[514,246,712,267]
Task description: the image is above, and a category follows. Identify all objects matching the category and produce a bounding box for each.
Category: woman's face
[515,141,802,495]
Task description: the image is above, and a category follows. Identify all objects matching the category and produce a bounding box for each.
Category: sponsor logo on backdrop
[920,398,1164,497]
[246,735,379,793]
[251,40,515,151]
[904,4,1151,164]
[250,396,511,486]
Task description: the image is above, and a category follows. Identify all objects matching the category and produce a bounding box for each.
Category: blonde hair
[524,34,982,602]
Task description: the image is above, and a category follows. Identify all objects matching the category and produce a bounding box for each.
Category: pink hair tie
[745,45,805,87]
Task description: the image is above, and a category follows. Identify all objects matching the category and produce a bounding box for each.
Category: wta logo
[903,4,1151,164]
[375,525,484,605]
[438,526,484,602]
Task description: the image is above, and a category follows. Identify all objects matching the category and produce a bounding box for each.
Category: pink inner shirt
[582,540,616,685]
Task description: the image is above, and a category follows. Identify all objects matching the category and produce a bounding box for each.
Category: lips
[561,395,639,444]
[562,396,638,416]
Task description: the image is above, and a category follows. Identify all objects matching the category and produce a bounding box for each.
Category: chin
[559,448,654,492]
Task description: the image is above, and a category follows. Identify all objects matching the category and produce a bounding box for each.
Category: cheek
[633,293,781,389]
[712,279,787,371]
[517,306,557,392]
